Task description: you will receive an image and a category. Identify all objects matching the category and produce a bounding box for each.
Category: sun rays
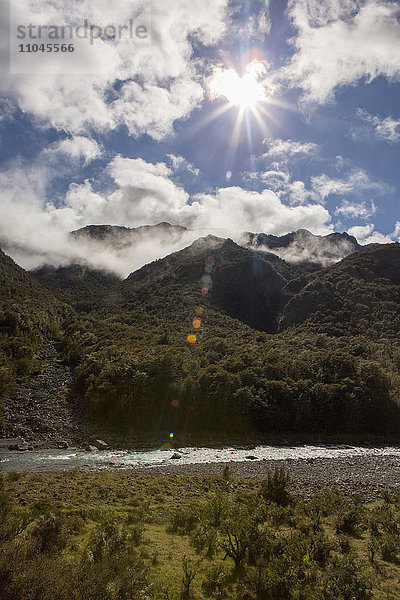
[175,58,294,176]
[206,59,280,170]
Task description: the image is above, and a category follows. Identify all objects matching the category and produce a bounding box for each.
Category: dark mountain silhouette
[2,230,400,445]
[113,236,297,333]
[71,224,361,267]
[71,222,189,248]
[279,243,400,337]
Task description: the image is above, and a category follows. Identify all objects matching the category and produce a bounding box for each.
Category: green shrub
[202,564,228,599]
[168,505,199,534]
[379,534,399,563]
[180,555,197,600]
[321,556,372,600]
[336,508,360,536]
[30,513,66,554]
[260,466,291,507]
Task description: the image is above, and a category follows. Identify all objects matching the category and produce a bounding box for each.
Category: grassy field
[1,467,400,599]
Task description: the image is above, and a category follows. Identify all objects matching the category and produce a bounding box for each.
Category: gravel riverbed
[132,455,400,502]
[2,449,400,502]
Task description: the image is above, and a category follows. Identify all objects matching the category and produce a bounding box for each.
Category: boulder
[170,452,182,460]
[1,437,24,450]
[94,439,109,450]
[85,445,98,452]
[15,445,28,452]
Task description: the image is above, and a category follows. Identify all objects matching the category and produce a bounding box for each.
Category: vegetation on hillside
[58,242,400,439]
[0,250,66,424]
[2,239,400,440]
[1,468,400,599]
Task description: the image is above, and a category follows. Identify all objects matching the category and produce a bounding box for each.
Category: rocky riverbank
[2,449,400,502]
[123,454,400,502]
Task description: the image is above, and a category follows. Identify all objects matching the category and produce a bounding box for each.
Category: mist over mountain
[2,222,365,279]
[242,229,361,266]
[70,224,363,273]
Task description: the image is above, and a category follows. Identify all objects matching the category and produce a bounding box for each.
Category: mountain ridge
[2,231,400,446]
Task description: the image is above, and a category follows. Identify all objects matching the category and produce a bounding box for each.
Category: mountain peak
[243,229,361,266]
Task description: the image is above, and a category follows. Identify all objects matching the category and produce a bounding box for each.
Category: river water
[2,445,400,473]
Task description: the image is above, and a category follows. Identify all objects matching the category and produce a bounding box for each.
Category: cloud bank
[0,151,334,276]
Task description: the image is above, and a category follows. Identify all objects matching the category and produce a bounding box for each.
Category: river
[2,444,400,473]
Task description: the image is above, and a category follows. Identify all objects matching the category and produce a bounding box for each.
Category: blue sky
[0,0,400,272]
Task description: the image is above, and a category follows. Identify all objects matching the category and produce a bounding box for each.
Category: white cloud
[187,187,332,234]
[347,224,375,241]
[1,0,229,138]
[62,157,333,236]
[227,0,271,43]
[393,222,400,239]
[334,199,376,219]
[357,108,400,143]
[311,170,390,202]
[45,136,102,164]
[0,150,333,275]
[348,222,400,245]
[256,169,317,205]
[285,0,400,105]
[263,138,320,159]
[167,154,200,176]
[112,79,204,141]
[243,164,388,207]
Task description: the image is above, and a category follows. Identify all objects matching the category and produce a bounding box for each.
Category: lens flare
[193,318,201,329]
[205,256,215,267]
[171,399,180,408]
[187,335,197,344]
[169,432,174,439]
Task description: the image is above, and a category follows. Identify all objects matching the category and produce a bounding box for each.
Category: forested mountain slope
[0,249,64,427]
[2,234,400,445]
[53,237,400,441]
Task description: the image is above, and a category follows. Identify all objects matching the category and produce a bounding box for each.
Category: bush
[260,466,291,507]
[222,464,232,481]
[0,475,10,518]
[202,564,228,599]
[336,509,360,536]
[190,522,219,557]
[201,493,229,528]
[322,556,372,600]
[168,505,199,534]
[379,534,399,563]
[180,555,197,600]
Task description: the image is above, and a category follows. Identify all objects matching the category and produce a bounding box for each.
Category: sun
[209,61,267,109]
[198,58,283,167]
